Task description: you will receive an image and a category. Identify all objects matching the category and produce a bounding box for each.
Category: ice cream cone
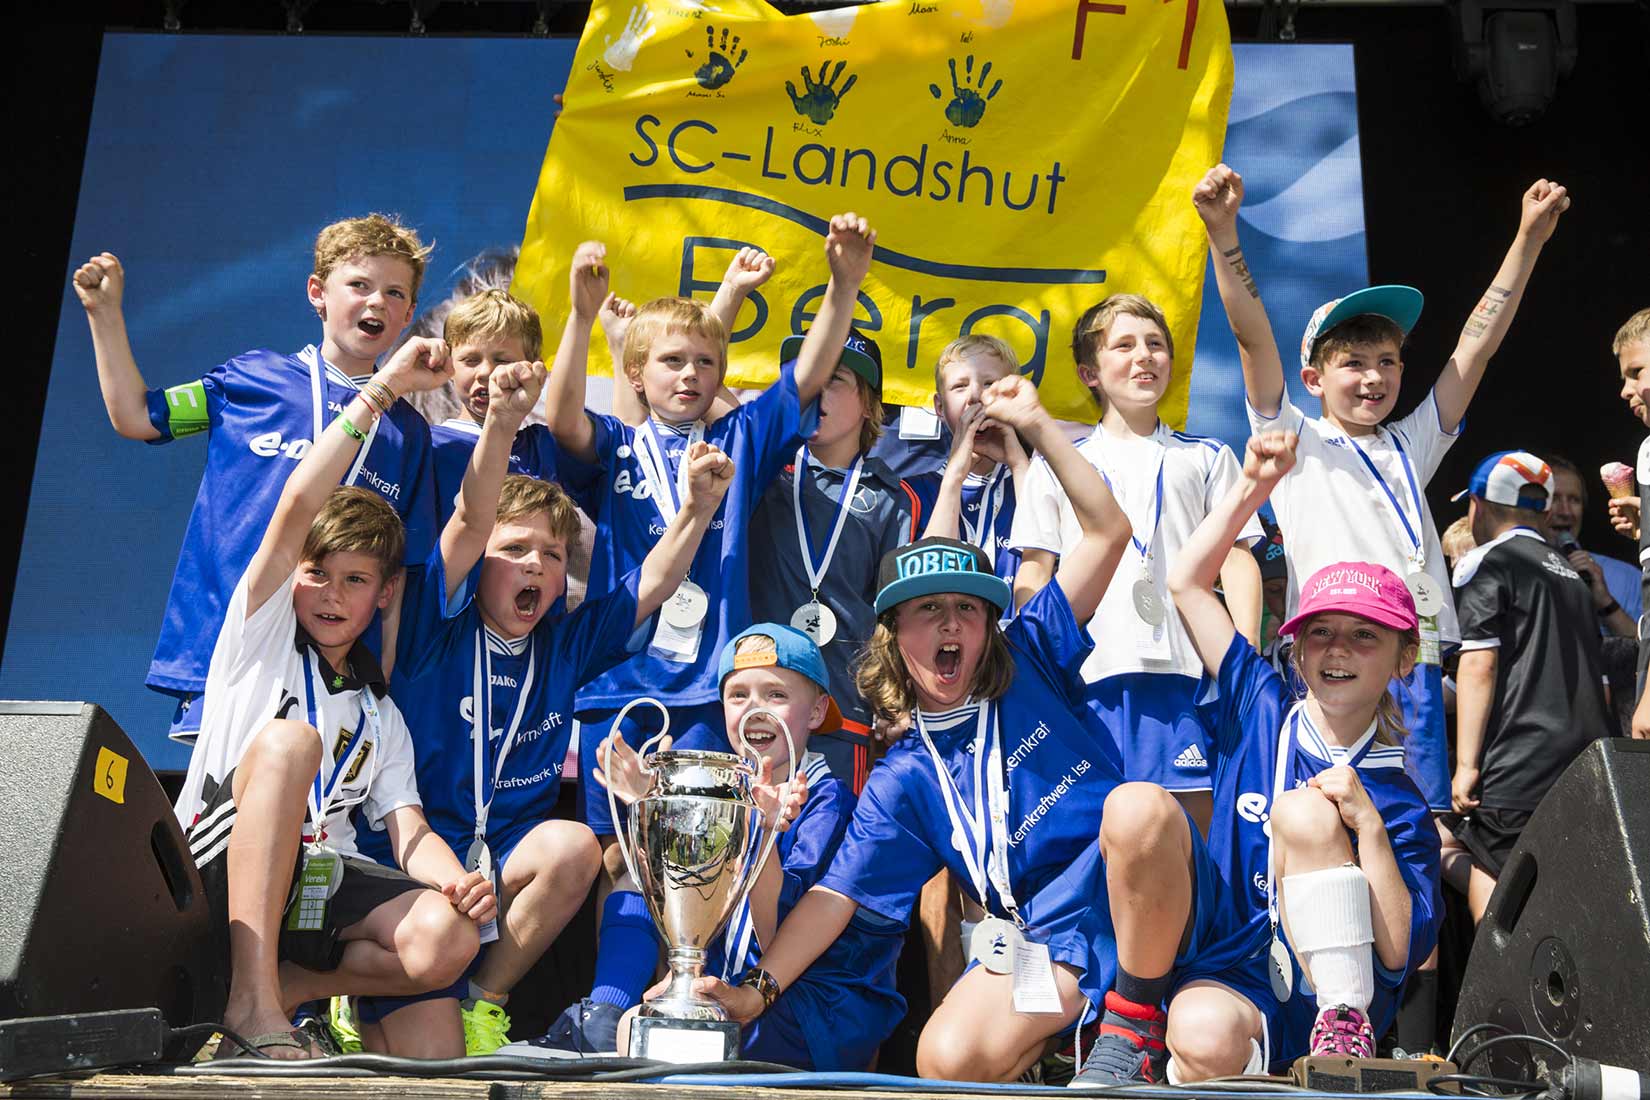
[1600,461,1635,500]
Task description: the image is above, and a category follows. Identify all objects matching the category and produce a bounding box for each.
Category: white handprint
[603,5,655,72]
[978,0,1013,27]
[808,6,859,36]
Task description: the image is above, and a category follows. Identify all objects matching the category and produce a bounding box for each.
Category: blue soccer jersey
[707,752,905,1071]
[382,542,646,868]
[1192,634,1443,1051]
[143,346,437,696]
[906,465,1020,581]
[574,368,810,710]
[428,418,602,528]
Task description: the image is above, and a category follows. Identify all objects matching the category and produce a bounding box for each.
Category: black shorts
[1447,806,1533,877]
[188,767,431,973]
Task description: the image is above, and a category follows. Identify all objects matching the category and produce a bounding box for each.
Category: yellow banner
[515,0,1232,424]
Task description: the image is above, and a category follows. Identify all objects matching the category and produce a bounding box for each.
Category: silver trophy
[605,699,795,1063]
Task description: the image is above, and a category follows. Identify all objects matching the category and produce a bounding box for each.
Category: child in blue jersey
[1163,431,1443,1071]
[536,219,877,1049]
[597,624,905,1069]
[910,335,1031,583]
[71,216,440,739]
[692,377,1253,1086]
[357,359,735,1055]
[1010,295,1262,835]
[172,335,496,1060]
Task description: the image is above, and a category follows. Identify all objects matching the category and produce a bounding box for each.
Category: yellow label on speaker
[94,746,129,805]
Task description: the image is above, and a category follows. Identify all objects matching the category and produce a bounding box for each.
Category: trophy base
[628,1015,740,1063]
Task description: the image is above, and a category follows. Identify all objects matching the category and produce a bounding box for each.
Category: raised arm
[793,214,876,406]
[440,360,546,602]
[1193,165,1288,419]
[980,376,1128,624]
[1168,431,1297,674]
[1220,544,1264,649]
[1432,179,1569,432]
[707,246,775,335]
[545,241,609,462]
[71,253,162,440]
[242,337,452,614]
[634,441,735,627]
[921,407,987,540]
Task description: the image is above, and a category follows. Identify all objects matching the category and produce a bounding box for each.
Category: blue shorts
[739,989,815,1068]
[1392,664,1448,812]
[168,691,203,743]
[577,700,727,836]
[1084,673,1213,792]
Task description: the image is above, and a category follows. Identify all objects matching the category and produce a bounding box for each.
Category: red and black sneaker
[1068,990,1168,1088]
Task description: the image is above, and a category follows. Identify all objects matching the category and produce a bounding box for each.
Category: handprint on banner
[603,5,655,73]
[689,25,748,89]
[785,61,857,125]
[977,0,1014,27]
[930,55,1002,128]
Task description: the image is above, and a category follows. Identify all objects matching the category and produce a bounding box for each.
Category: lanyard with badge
[635,420,710,662]
[1095,431,1172,659]
[287,652,380,933]
[789,446,863,646]
[467,630,536,945]
[308,350,380,486]
[1344,432,1443,664]
[961,463,1009,560]
[914,706,1063,1013]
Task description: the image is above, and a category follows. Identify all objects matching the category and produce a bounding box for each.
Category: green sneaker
[462,998,511,1055]
[327,996,363,1054]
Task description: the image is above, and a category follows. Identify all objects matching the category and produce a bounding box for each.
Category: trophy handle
[732,706,798,907]
[603,696,671,893]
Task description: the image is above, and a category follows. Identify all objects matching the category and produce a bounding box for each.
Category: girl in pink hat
[1151,430,1442,1074]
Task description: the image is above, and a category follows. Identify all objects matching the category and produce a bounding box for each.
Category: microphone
[1555,530,1593,585]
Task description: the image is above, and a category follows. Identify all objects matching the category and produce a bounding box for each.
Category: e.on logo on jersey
[248,431,312,461]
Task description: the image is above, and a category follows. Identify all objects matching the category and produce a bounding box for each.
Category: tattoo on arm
[1222,245,1261,300]
[1463,284,1513,340]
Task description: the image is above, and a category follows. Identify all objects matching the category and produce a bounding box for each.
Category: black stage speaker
[0,702,221,1046]
[1453,738,1650,1069]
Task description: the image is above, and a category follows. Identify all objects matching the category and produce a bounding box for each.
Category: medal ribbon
[1094,426,1167,568]
[792,446,865,598]
[635,419,705,527]
[301,653,380,838]
[471,628,537,845]
[961,463,1009,554]
[915,705,1024,927]
[307,348,380,487]
[1344,430,1425,564]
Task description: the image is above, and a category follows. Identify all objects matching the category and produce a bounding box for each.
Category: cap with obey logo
[1450,450,1554,512]
[780,328,882,391]
[1300,285,1424,371]
[873,536,1013,616]
[718,623,842,734]
[1279,561,1419,639]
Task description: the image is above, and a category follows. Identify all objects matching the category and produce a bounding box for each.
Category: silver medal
[1405,570,1443,618]
[1268,932,1294,1001]
[790,601,838,645]
[662,579,710,628]
[969,916,1022,975]
[465,837,493,879]
[1132,578,1166,626]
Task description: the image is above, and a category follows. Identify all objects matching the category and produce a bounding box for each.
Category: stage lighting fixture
[1452,0,1579,126]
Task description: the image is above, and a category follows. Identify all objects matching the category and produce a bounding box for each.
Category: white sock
[1281,864,1375,1014]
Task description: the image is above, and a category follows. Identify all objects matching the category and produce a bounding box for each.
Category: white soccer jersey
[1248,389,1461,643]
[1009,421,1261,681]
[175,570,421,864]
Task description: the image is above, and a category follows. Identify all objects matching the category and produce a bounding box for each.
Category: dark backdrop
[8,3,1649,666]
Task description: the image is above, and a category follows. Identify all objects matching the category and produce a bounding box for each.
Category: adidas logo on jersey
[1172,744,1207,769]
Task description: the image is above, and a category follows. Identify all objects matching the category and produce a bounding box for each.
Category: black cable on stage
[172,1052,802,1080]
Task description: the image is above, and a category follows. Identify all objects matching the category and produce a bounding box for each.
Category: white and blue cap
[718,623,843,733]
[1300,285,1425,371]
[1450,451,1554,512]
[874,536,1013,616]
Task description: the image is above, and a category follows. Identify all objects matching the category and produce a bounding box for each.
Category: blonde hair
[1440,515,1476,567]
[853,612,1015,724]
[622,298,729,379]
[934,334,1020,394]
[497,475,581,545]
[1071,294,1174,376]
[444,289,543,361]
[301,486,404,581]
[1288,619,1419,746]
[313,214,433,301]
[734,632,778,659]
[1613,308,1650,358]
[1309,314,1406,371]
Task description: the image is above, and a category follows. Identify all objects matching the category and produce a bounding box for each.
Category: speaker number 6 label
[94,746,129,805]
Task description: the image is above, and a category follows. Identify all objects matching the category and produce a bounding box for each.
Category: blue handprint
[786,61,857,125]
[929,55,1002,128]
[691,25,747,90]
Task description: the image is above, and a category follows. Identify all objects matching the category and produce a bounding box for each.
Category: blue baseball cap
[1299,285,1424,371]
[718,623,842,734]
[780,328,882,391]
[1450,450,1554,512]
[873,536,1013,616]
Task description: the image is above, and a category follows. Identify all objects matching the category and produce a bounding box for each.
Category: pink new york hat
[1280,561,1419,638]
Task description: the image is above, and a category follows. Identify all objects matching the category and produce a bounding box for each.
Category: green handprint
[786,61,857,125]
[929,55,1002,128]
